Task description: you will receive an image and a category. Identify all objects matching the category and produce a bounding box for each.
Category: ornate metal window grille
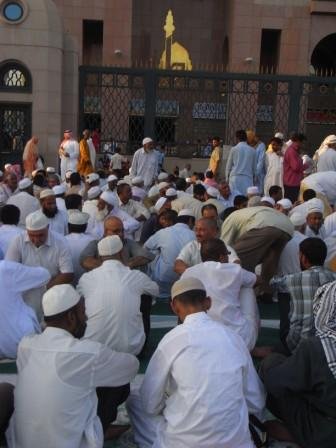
[0,61,32,92]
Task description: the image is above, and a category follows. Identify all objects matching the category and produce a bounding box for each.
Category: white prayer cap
[26,210,49,231]
[19,178,32,190]
[68,210,89,225]
[40,189,55,200]
[186,177,191,183]
[171,277,206,299]
[4,163,12,170]
[247,186,259,195]
[98,235,123,257]
[307,198,324,214]
[158,172,169,181]
[117,179,131,186]
[107,174,118,182]
[53,185,66,195]
[42,284,80,317]
[261,196,275,206]
[178,209,195,218]
[87,186,101,200]
[142,137,153,146]
[65,170,73,179]
[274,132,284,140]
[46,167,55,173]
[158,182,169,190]
[166,188,177,198]
[100,190,117,206]
[154,197,167,212]
[207,187,219,198]
[148,185,160,198]
[86,172,99,184]
[277,198,292,210]
[131,176,143,185]
[290,212,306,227]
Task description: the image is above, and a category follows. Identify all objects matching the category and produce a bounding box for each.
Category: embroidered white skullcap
[148,185,160,198]
[247,186,259,195]
[171,277,206,299]
[26,210,49,231]
[98,235,123,256]
[107,174,118,182]
[307,198,324,214]
[19,178,32,190]
[158,172,169,181]
[86,172,99,184]
[42,284,80,317]
[275,132,284,140]
[207,187,219,198]
[100,190,117,206]
[65,170,73,179]
[68,210,89,225]
[4,164,12,170]
[131,176,143,185]
[290,212,306,227]
[87,186,101,200]
[154,197,167,212]
[261,196,275,206]
[40,189,55,199]
[142,137,153,146]
[117,179,132,186]
[277,198,293,210]
[46,167,55,173]
[53,185,66,195]
[178,209,195,218]
[158,182,169,190]
[166,188,177,198]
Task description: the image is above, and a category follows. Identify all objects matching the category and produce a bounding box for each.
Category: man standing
[77,129,94,177]
[7,284,139,447]
[283,133,306,202]
[5,210,73,319]
[59,130,79,180]
[130,137,158,189]
[226,130,257,195]
[78,235,158,355]
[0,172,18,208]
[208,136,229,181]
[7,178,40,228]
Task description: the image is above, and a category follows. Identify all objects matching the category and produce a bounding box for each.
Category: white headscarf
[313,135,336,161]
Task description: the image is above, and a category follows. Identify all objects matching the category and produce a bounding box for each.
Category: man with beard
[6,284,138,447]
[39,189,68,235]
[5,210,73,320]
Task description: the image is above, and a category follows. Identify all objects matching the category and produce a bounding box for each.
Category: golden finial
[164,9,175,39]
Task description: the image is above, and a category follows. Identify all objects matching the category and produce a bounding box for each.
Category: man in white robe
[317,136,336,172]
[130,137,158,190]
[7,284,139,447]
[59,130,79,180]
[300,171,336,207]
[264,137,283,195]
[6,178,40,228]
[304,198,326,240]
[127,277,265,448]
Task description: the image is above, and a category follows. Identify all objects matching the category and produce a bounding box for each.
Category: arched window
[0,60,32,92]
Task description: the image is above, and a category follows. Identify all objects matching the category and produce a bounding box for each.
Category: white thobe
[87,207,140,240]
[109,153,123,170]
[56,197,67,212]
[46,209,68,235]
[181,262,257,349]
[324,212,336,237]
[0,261,50,359]
[226,142,257,195]
[118,198,150,220]
[144,223,195,298]
[255,141,266,193]
[7,327,139,448]
[305,224,326,240]
[127,312,265,448]
[277,231,307,278]
[302,171,336,205]
[60,139,80,180]
[177,239,239,265]
[87,137,96,169]
[0,225,24,256]
[264,152,283,195]
[317,148,336,172]
[171,196,203,220]
[78,260,159,355]
[0,184,16,205]
[82,199,99,220]
[6,191,40,228]
[65,232,95,285]
[5,230,73,319]
[130,148,159,189]
[218,191,238,210]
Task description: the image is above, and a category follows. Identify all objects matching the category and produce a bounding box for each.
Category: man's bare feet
[104,424,130,441]
[251,346,274,358]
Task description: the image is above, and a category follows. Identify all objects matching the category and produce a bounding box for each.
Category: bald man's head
[104,216,124,240]
[200,238,230,263]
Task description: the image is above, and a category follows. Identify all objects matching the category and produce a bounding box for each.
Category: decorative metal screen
[0,103,31,160]
[79,67,336,156]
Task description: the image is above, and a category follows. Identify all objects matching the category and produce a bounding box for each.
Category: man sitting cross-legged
[127,277,265,448]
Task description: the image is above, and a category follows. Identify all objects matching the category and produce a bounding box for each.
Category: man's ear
[170,298,179,316]
[203,296,211,312]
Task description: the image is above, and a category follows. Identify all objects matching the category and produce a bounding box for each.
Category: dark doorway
[311,33,336,75]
